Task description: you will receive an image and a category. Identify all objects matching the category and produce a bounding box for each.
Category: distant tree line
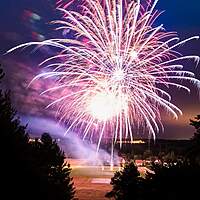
[0,67,76,200]
[106,115,200,200]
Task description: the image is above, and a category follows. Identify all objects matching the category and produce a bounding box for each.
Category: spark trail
[8,0,200,160]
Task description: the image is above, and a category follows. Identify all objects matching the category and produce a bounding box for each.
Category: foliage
[146,162,200,200]
[0,68,75,200]
[105,161,145,200]
[31,133,76,200]
[107,160,200,200]
[190,115,200,141]
[186,115,200,165]
[0,67,34,199]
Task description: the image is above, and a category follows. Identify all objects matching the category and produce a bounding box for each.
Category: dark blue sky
[1,0,200,47]
[0,0,200,139]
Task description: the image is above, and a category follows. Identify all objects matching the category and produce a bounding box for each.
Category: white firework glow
[8,0,200,153]
[88,91,128,121]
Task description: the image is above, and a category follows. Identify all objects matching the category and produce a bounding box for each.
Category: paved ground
[73,176,112,200]
[68,159,152,200]
[69,159,115,200]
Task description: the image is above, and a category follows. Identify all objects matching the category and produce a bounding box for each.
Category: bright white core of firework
[88,91,127,121]
[112,68,125,82]
[130,50,138,60]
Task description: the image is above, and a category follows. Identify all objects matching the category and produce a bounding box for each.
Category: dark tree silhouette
[190,115,200,141]
[105,161,145,200]
[30,133,76,200]
[0,67,34,199]
[0,68,75,200]
[146,162,200,200]
[186,115,200,165]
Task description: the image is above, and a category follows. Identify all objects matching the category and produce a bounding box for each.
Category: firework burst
[8,0,200,153]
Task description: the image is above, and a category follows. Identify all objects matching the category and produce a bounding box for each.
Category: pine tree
[186,115,200,165]
[106,161,144,200]
[146,162,200,200]
[31,133,76,200]
[190,115,200,142]
[0,67,76,200]
[0,67,37,199]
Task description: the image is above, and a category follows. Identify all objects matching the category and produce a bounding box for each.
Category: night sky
[0,0,200,140]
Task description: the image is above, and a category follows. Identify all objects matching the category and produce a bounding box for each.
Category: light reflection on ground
[67,159,153,200]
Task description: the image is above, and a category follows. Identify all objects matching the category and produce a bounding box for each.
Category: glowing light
[130,50,138,60]
[110,163,114,171]
[88,92,127,121]
[8,0,200,155]
[116,140,146,144]
[112,69,125,82]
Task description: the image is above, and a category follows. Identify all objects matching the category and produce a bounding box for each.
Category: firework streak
[8,0,200,154]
